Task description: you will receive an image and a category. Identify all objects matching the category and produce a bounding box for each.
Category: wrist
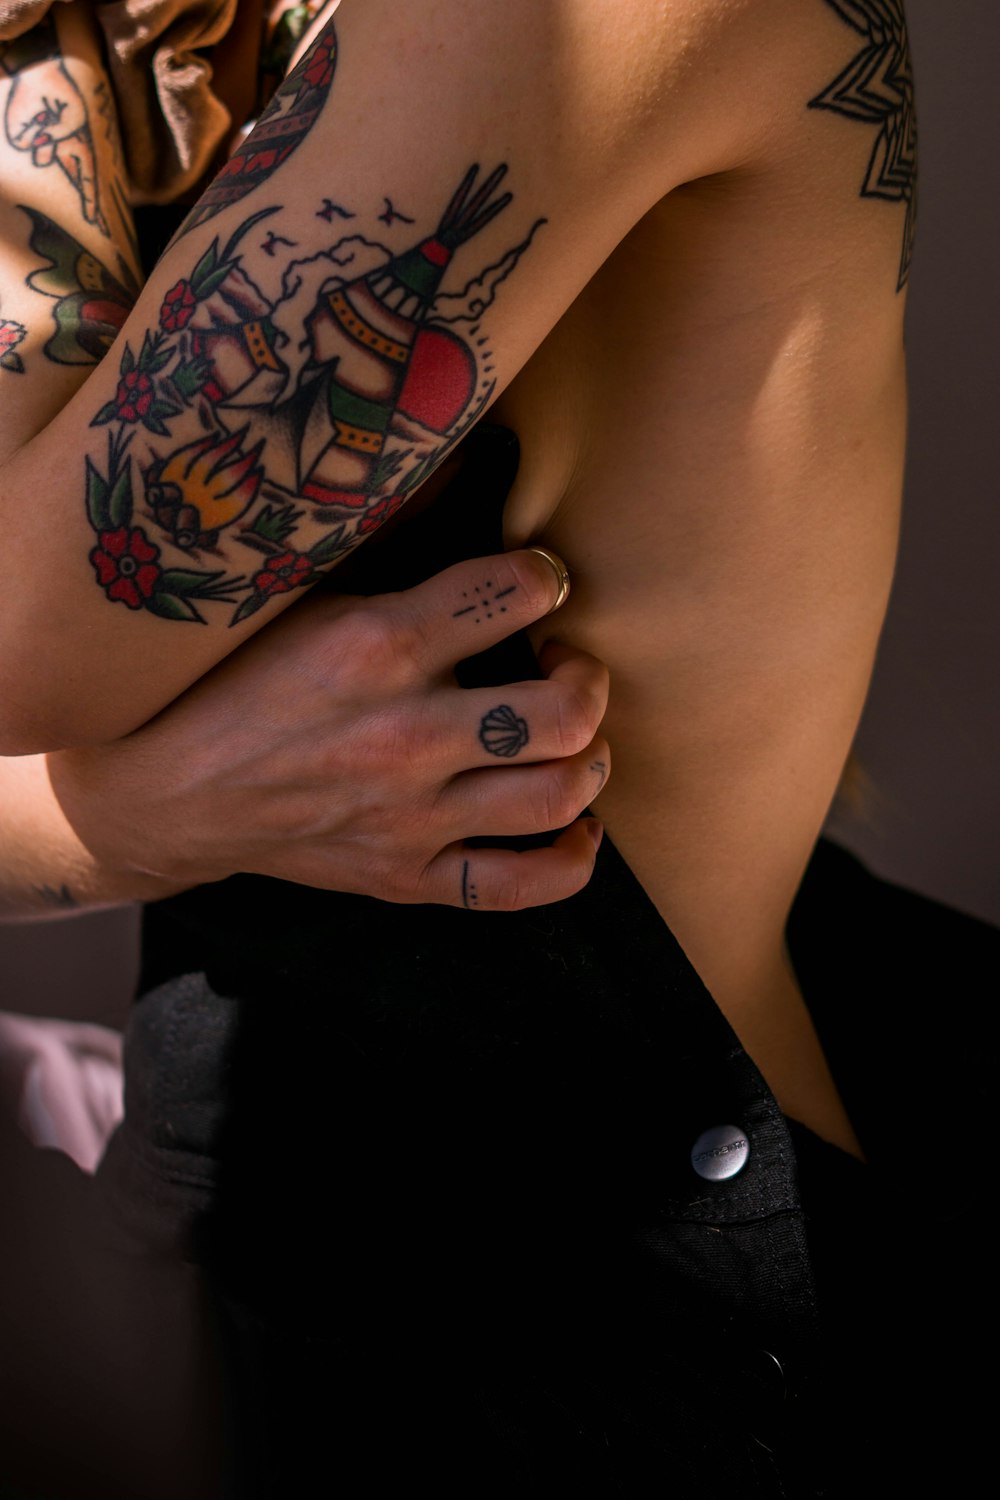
[44,750,195,905]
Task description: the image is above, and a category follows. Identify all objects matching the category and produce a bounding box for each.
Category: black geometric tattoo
[478,705,530,758]
[452,579,517,623]
[461,860,479,909]
[810,0,917,289]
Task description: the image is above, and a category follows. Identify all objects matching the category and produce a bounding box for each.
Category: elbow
[0,675,57,756]
[0,703,78,759]
[0,674,127,757]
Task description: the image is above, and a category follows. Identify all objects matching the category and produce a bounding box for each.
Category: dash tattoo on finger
[479,705,529,758]
[589,759,608,792]
[452,579,518,624]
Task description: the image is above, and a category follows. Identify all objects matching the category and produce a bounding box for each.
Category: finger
[428,658,609,770]
[439,738,612,839]
[370,548,574,681]
[419,818,605,911]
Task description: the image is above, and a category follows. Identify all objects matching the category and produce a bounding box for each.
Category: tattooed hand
[47,549,610,911]
[4,60,107,235]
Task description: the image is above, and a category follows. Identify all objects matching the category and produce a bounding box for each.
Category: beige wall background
[1,0,997,1027]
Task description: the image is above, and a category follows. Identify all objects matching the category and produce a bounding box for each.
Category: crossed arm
[2,0,655,916]
[0,0,735,752]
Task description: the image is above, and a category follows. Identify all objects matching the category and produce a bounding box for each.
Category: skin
[32,553,610,917]
[0,0,912,1150]
[0,4,915,1479]
[0,3,609,918]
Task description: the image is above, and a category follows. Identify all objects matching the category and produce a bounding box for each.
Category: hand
[4,60,107,233]
[48,550,611,911]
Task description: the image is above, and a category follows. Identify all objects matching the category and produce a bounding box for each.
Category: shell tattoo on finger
[479,704,529,758]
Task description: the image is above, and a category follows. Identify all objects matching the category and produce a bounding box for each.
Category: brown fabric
[0,0,239,203]
[0,0,62,41]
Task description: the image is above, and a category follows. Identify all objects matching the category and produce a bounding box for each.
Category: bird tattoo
[261,232,298,257]
[378,197,416,227]
[316,198,356,222]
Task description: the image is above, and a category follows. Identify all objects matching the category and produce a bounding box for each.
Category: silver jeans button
[690,1124,750,1181]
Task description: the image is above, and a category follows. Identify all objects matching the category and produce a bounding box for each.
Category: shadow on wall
[0,908,140,1029]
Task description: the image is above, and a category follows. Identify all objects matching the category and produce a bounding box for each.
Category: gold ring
[527,545,571,614]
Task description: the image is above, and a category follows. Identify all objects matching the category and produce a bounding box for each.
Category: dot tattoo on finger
[479,704,530,758]
[452,579,518,624]
[461,860,479,909]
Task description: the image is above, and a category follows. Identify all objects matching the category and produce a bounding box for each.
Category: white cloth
[0,1010,124,1173]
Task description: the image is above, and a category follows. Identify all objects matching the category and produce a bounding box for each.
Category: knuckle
[356,845,425,904]
[535,770,583,832]
[552,685,598,756]
[493,868,533,912]
[356,703,430,776]
[505,552,557,621]
[335,601,417,684]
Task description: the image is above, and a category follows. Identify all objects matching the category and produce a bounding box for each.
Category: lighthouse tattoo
[82,164,545,624]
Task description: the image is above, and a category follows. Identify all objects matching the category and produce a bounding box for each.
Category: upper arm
[0,0,743,751]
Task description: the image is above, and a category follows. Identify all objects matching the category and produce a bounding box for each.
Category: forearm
[0,753,175,919]
[0,1,140,461]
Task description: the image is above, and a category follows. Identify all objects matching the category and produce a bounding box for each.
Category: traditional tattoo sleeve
[175,19,339,241]
[21,208,138,364]
[1,8,138,391]
[80,20,546,628]
[1,14,110,238]
[810,0,917,289]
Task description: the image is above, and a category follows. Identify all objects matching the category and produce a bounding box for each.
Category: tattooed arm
[2,549,610,917]
[0,2,140,458]
[0,0,751,751]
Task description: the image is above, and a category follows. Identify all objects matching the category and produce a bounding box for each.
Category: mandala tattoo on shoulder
[83,136,546,622]
[810,0,917,290]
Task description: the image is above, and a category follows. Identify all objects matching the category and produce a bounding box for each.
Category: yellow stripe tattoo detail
[245,320,282,371]
[332,420,384,453]
[328,290,408,363]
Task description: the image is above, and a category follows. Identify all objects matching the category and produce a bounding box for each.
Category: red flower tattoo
[0,317,27,372]
[358,494,404,535]
[302,34,336,91]
[160,279,197,333]
[252,551,316,597]
[114,369,155,423]
[90,527,162,609]
[0,320,25,352]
